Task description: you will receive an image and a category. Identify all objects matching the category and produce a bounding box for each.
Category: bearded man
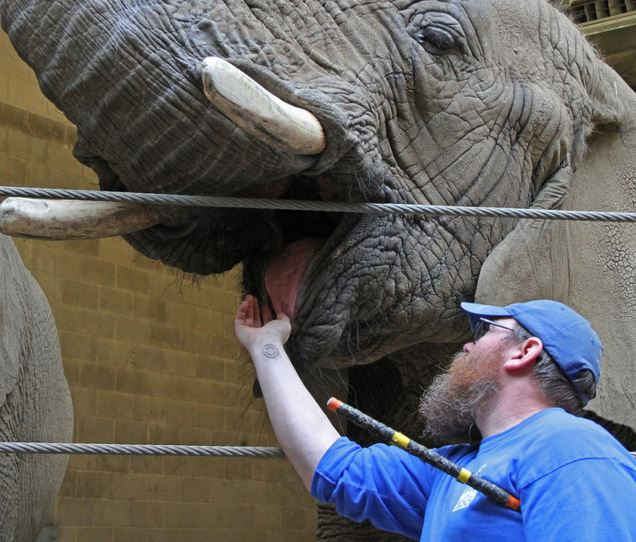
[235,297,636,541]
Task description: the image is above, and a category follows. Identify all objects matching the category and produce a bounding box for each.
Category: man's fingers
[246,295,256,326]
[235,298,249,323]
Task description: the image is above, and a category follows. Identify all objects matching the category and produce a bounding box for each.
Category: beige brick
[209,335,240,358]
[81,362,117,390]
[224,505,254,529]
[133,296,166,321]
[123,502,164,528]
[113,528,148,542]
[224,461,253,481]
[95,338,134,369]
[266,530,315,542]
[63,359,82,387]
[253,506,282,530]
[97,391,134,420]
[93,456,131,474]
[114,419,148,444]
[67,455,96,472]
[7,73,46,113]
[58,470,76,498]
[0,71,9,101]
[146,530,201,542]
[251,460,286,483]
[148,424,180,445]
[62,279,99,310]
[128,456,165,476]
[162,301,195,328]
[56,497,100,526]
[83,254,117,288]
[132,396,170,424]
[60,332,96,362]
[166,401,201,427]
[114,317,151,344]
[281,507,309,530]
[56,305,116,339]
[111,472,179,501]
[99,287,134,316]
[180,477,210,502]
[224,408,269,434]
[117,266,149,294]
[180,329,210,355]
[162,351,198,377]
[61,239,101,257]
[56,526,79,542]
[70,387,98,417]
[76,527,112,542]
[149,322,182,351]
[117,369,178,398]
[163,456,225,480]
[0,154,27,182]
[77,416,114,443]
[194,356,225,381]
[127,345,168,374]
[74,471,113,499]
[195,404,229,430]
[164,503,224,529]
[179,427,211,446]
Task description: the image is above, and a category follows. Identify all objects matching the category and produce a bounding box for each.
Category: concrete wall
[0,31,317,542]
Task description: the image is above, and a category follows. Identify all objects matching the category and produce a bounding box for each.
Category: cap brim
[460,302,513,331]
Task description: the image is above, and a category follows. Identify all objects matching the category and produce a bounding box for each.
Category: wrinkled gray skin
[0,235,73,541]
[2,0,635,539]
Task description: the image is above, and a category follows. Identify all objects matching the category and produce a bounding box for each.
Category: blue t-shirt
[311,408,636,541]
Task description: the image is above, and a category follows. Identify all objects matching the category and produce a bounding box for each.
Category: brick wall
[0,31,317,541]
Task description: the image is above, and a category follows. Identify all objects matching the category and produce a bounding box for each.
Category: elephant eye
[416,26,455,53]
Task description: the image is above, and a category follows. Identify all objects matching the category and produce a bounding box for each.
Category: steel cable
[1,186,636,223]
[0,442,283,458]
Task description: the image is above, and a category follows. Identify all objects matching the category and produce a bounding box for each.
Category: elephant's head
[1,0,629,372]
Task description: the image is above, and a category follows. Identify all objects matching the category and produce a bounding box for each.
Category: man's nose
[463,341,474,353]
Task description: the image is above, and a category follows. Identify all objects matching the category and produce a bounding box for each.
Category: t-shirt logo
[452,464,486,512]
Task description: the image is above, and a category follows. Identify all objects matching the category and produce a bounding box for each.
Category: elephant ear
[0,236,25,408]
[475,67,636,430]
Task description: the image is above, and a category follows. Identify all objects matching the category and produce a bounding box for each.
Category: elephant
[1,0,635,539]
[0,234,73,541]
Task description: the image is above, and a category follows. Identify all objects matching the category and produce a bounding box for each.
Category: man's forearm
[248,338,341,490]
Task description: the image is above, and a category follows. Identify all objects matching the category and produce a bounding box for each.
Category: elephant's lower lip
[264,238,325,321]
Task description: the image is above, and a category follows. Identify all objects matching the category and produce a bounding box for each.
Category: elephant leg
[316,343,461,541]
[0,453,20,541]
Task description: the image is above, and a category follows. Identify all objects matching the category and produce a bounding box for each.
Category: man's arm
[235,295,341,490]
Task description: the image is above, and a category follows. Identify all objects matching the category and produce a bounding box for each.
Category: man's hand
[234,295,291,352]
[233,294,340,491]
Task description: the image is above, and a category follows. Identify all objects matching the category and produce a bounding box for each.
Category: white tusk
[201,57,327,156]
[0,198,161,240]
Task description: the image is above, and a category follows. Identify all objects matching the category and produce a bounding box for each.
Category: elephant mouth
[242,177,354,325]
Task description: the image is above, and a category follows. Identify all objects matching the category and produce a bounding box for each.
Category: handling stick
[327,397,521,512]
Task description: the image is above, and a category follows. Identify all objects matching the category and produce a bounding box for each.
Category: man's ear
[503,337,543,374]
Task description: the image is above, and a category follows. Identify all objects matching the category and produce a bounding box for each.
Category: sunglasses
[473,317,518,343]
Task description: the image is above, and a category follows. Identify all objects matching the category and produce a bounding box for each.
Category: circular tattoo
[263,344,280,359]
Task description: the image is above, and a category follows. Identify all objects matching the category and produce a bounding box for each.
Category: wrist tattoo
[263,344,280,359]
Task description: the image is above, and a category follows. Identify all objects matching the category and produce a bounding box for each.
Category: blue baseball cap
[460,300,603,406]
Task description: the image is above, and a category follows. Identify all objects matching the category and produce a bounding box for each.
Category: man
[235,296,636,540]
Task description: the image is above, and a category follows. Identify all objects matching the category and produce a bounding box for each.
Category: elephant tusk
[201,57,327,156]
[0,198,161,240]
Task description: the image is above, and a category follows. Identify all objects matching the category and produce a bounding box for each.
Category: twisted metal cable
[1,186,636,223]
[0,441,633,458]
[0,442,283,458]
